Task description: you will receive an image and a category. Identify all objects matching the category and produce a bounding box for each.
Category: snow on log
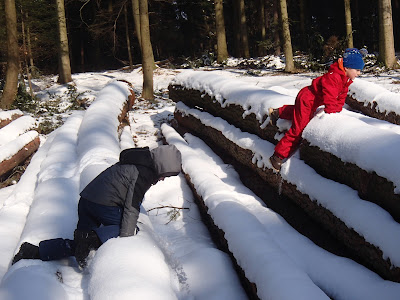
[301,109,400,222]
[170,72,400,228]
[77,80,135,189]
[169,84,279,144]
[0,115,37,147]
[347,79,400,125]
[161,124,329,300]
[173,102,400,282]
[0,109,23,129]
[0,131,40,178]
[162,123,400,300]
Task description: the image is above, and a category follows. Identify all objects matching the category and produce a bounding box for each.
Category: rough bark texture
[174,109,400,283]
[169,84,279,144]
[0,112,22,128]
[300,140,400,222]
[346,95,400,125]
[1,0,20,109]
[214,0,229,63]
[184,173,260,300]
[56,0,72,83]
[116,80,136,131]
[139,0,155,100]
[0,136,40,178]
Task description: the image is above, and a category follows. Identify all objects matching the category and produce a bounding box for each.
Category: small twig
[148,205,189,212]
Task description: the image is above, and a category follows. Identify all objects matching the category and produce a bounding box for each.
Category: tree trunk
[279,0,294,72]
[299,0,306,50]
[131,0,142,51]
[21,8,34,99]
[25,12,34,73]
[378,0,399,69]
[344,0,354,48]
[232,0,241,57]
[214,0,229,63]
[139,0,154,100]
[56,0,72,83]
[273,0,281,55]
[238,0,250,58]
[124,4,133,68]
[1,0,19,109]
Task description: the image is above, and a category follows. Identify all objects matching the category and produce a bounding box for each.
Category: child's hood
[150,145,182,178]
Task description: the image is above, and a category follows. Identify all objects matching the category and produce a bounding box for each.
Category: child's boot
[268,108,279,126]
[12,242,40,264]
[269,154,283,172]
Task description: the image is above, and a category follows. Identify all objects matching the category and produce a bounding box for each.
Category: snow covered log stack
[0,110,40,179]
[169,71,400,285]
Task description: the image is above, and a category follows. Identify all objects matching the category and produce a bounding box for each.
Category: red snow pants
[274,86,316,159]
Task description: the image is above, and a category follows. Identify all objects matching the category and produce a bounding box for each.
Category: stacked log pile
[0,112,40,180]
[168,71,400,285]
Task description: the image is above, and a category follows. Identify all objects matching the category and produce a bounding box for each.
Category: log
[169,84,279,144]
[300,140,400,222]
[346,95,400,125]
[0,110,23,129]
[0,132,40,178]
[117,79,136,131]
[183,173,260,300]
[170,83,400,224]
[174,109,400,283]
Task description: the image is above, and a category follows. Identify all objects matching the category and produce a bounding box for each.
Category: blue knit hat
[343,48,365,70]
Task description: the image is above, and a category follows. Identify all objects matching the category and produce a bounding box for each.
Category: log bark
[174,109,400,283]
[0,135,40,178]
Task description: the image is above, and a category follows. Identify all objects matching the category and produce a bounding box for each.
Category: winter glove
[74,229,101,268]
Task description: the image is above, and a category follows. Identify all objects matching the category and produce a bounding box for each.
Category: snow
[0,115,37,146]
[0,131,39,162]
[174,101,400,268]
[349,78,400,115]
[0,65,399,299]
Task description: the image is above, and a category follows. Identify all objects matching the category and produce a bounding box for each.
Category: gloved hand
[74,229,101,268]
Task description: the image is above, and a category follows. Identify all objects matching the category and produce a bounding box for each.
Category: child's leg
[274,88,315,159]
[39,238,75,261]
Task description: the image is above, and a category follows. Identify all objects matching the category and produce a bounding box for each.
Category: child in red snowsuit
[269,48,365,171]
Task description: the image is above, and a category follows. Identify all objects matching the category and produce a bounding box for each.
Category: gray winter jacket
[80,145,181,237]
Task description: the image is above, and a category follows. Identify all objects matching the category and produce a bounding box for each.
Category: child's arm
[320,73,345,114]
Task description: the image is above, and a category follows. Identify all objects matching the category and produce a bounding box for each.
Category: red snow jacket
[310,59,353,113]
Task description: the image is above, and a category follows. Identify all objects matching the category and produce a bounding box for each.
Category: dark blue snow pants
[39,198,122,261]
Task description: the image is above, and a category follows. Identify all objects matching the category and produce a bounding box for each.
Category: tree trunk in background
[279,0,294,72]
[214,0,229,63]
[273,0,281,55]
[344,0,354,48]
[378,0,399,69]
[238,0,250,58]
[21,8,34,98]
[132,0,142,51]
[258,0,266,56]
[1,0,19,109]
[139,0,154,100]
[124,4,133,68]
[232,0,241,57]
[299,0,306,49]
[56,0,72,83]
[25,12,34,72]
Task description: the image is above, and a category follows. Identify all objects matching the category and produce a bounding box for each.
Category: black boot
[12,242,40,265]
[74,229,101,268]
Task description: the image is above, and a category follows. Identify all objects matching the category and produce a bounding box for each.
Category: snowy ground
[0,61,400,299]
